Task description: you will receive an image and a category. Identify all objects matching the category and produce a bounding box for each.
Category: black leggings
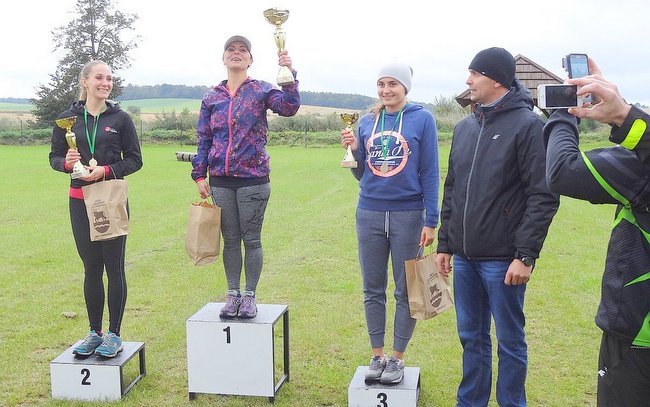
[69,198,127,336]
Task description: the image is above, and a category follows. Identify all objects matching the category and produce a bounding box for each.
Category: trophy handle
[264,8,293,86]
[341,127,358,168]
[65,130,78,150]
[274,26,293,85]
[274,27,286,52]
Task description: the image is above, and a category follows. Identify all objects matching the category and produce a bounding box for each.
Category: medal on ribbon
[84,108,101,167]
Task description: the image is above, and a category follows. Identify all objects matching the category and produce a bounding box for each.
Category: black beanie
[468,47,516,87]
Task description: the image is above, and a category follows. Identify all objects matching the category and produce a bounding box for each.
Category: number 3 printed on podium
[377,392,388,407]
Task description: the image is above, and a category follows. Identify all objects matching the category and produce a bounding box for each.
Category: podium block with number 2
[186,302,289,400]
[50,341,145,402]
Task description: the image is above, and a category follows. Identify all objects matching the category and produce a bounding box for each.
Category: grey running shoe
[380,357,405,384]
[220,292,240,318]
[73,330,104,356]
[94,332,123,358]
[238,294,257,318]
[364,354,387,382]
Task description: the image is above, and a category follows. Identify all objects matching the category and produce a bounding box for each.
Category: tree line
[117,85,380,111]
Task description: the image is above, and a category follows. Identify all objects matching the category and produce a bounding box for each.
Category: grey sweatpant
[356,208,423,353]
[211,183,270,294]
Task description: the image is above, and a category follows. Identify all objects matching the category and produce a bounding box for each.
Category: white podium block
[186,302,289,401]
[348,366,420,407]
[50,341,146,401]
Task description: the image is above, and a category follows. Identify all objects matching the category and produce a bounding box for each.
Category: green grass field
[0,144,611,406]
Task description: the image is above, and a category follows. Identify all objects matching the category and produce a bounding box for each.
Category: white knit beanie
[378,61,413,94]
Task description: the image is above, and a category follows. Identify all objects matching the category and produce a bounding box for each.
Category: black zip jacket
[437,80,559,260]
[49,101,143,188]
[545,108,650,347]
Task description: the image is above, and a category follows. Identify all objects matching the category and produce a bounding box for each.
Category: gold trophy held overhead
[340,112,359,168]
[263,7,294,87]
[55,116,90,179]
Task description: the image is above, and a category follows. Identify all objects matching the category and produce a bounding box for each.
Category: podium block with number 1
[186,302,289,401]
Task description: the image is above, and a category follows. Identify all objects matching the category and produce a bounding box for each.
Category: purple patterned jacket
[191,75,300,180]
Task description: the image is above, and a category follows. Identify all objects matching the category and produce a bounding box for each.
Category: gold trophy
[263,7,295,86]
[55,116,90,179]
[340,112,359,168]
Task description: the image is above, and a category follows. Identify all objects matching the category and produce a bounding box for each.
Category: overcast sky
[2,0,649,105]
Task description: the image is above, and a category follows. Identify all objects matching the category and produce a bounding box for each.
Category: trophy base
[277,66,295,87]
[71,164,90,179]
[71,171,90,180]
[340,160,357,169]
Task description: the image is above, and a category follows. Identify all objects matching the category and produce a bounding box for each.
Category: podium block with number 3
[348,366,420,407]
[186,302,289,401]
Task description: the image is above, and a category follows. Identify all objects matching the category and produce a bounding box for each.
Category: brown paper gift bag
[185,198,221,266]
[405,249,454,320]
[81,180,129,242]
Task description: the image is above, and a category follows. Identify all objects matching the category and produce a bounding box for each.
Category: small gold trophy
[55,116,90,179]
[340,112,359,168]
[263,7,295,86]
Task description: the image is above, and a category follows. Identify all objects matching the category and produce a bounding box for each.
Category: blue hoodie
[352,103,439,227]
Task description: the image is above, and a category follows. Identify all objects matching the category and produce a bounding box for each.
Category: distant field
[0,102,33,112]
[120,99,355,115]
[296,104,358,115]
[118,98,202,113]
[0,99,354,116]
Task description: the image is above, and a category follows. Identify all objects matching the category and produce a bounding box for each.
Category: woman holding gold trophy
[49,60,142,358]
[191,34,300,319]
[340,61,439,384]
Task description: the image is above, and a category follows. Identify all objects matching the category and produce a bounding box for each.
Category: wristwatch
[519,256,535,267]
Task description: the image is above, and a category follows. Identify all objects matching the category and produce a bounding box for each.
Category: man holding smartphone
[435,47,559,407]
[544,58,650,407]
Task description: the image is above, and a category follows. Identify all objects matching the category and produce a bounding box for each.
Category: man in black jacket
[436,47,559,407]
[544,58,650,407]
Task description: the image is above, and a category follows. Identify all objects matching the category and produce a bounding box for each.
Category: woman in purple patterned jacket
[191,35,300,319]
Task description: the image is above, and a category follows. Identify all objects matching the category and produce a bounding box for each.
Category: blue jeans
[453,255,527,407]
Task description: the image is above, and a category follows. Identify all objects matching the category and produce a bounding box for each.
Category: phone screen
[544,85,578,108]
[568,54,589,79]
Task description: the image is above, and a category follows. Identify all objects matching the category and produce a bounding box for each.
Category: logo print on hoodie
[367,131,411,177]
[104,126,118,134]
